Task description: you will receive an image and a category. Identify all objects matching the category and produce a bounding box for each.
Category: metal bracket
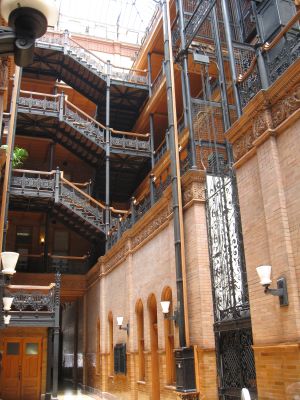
[264,277,288,306]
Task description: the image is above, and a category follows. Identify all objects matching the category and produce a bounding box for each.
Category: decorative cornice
[227,62,300,164]
[96,170,206,275]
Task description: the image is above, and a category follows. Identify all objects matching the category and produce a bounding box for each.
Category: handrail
[8,284,56,290]
[61,173,106,210]
[68,36,147,74]
[13,169,56,175]
[111,128,149,139]
[19,90,60,99]
[238,10,300,84]
[263,10,300,52]
[237,55,258,83]
[154,137,167,155]
[65,99,106,130]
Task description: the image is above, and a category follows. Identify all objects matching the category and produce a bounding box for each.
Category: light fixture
[3,296,13,311]
[241,388,251,400]
[160,300,178,324]
[256,265,288,306]
[116,316,129,335]
[0,0,58,66]
[0,251,19,275]
[40,236,45,245]
[3,314,11,325]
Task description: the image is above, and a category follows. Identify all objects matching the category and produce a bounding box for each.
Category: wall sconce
[116,316,129,335]
[256,265,288,307]
[1,252,19,275]
[40,236,45,245]
[160,301,178,324]
[3,297,13,311]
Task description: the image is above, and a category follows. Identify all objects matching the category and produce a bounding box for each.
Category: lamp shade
[241,388,251,400]
[4,315,11,325]
[160,300,170,314]
[1,0,59,28]
[116,316,124,326]
[3,297,14,311]
[256,265,272,286]
[1,252,19,274]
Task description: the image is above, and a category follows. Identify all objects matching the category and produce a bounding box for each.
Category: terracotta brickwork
[227,59,300,399]
[81,170,218,400]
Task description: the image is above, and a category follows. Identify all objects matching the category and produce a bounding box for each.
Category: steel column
[220,0,242,118]
[147,52,152,97]
[250,1,270,90]
[105,61,111,251]
[149,113,155,168]
[162,0,190,348]
[177,0,197,169]
[211,6,231,131]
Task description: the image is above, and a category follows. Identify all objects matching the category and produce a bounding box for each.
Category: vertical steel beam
[211,6,231,131]
[162,0,190,348]
[220,0,242,118]
[105,62,111,251]
[251,1,269,90]
[147,52,152,97]
[177,0,197,169]
[0,66,22,251]
[149,113,155,168]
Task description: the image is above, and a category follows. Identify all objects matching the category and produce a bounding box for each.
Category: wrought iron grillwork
[216,326,257,399]
[206,169,257,398]
[265,31,300,85]
[206,172,249,322]
[233,43,261,109]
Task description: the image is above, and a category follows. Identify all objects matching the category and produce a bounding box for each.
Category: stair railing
[36,30,148,85]
[18,90,151,154]
[11,169,56,197]
[18,90,60,113]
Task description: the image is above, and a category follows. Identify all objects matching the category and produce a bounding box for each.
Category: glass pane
[25,343,39,355]
[7,342,20,355]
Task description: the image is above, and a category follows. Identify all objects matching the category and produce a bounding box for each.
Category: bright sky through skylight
[55,0,158,44]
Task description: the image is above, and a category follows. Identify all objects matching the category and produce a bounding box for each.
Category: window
[96,319,101,375]
[108,312,113,375]
[16,226,33,270]
[114,343,126,374]
[136,299,145,381]
[162,287,176,385]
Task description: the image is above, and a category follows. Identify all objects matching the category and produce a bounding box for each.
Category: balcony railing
[37,31,148,86]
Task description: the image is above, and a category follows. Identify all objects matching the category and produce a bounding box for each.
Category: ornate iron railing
[59,174,105,231]
[37,31,148,86]
[237,11,300,107]
[18,91,151,156]
[11,169,56,197]
[107,150,191,249]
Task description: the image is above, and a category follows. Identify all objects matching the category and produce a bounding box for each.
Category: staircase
[23,31,149,131]
[17,91,152,161]
[9,169,122,241]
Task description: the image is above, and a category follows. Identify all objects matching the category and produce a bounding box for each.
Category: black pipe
[162,0,186,348]
[105,62,111,251]
[211,6,231,131]
[220,0,242,118]
[177,0,197,169]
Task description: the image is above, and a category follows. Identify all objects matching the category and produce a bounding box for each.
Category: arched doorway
[147,294,160,400]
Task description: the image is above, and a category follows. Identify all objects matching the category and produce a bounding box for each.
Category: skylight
[55,0,158,44]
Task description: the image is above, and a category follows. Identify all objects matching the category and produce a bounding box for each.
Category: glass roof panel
[55,0,158,44]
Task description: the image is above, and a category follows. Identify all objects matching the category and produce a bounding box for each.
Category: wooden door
[2,338,42,400]
[2,340,21,400]
[21,338,42,400]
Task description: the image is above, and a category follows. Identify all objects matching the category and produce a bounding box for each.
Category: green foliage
[0,145,29,168]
